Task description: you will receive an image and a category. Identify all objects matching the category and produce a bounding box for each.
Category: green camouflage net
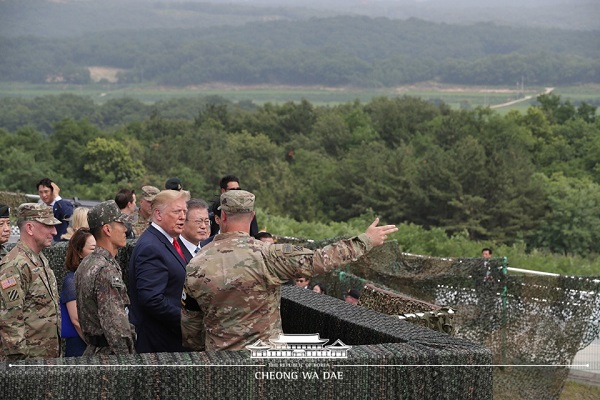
[285,237,600,400]
[359,284,456,335]
[1,240,493,400]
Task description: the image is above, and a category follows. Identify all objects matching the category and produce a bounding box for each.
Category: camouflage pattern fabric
[359,283,455,334]
[75,246,136,355]
[131,211,150,237]
[0,244,7,262]
[182,231,373,351]
[87,200,128,230]
[0,241,60,361]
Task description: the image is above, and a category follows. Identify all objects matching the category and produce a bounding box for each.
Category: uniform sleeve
[263,233,373,283]
[0,265,29,360]
[181,285,205,351]
[95,269,135,354]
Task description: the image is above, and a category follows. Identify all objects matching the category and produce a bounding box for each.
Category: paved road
[572,339,600,372]
[569,339,600,386]
[490,87,554,109]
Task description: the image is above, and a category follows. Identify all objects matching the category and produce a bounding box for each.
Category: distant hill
[0,0,598,39]
[1,14,598,87]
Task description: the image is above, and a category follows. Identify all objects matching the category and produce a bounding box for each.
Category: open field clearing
[0,82,597,111]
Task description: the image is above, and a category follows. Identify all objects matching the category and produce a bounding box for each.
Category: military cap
[17,203,61,225]
[345,288,361,300]
[0,203,9,219]
[88,200,129,230]
[219,190,255,214]
[165,177,183,191]
[140,185,160,201]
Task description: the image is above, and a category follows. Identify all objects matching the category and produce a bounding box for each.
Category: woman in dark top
[60,228,96,356]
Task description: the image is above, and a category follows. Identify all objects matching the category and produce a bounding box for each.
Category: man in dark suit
[209,175,259,237]
[36,178,74,242]
[128,189,193,353]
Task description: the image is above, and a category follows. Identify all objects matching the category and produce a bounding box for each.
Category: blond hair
[61,207,90,240]
[152,190,191,213]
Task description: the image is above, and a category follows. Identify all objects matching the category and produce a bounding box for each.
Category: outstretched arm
[364,217,398,247]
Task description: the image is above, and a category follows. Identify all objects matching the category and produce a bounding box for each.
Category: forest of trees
[1,14,599,87]
[0,93,598,260]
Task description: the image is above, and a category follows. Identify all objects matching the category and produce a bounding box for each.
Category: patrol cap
[165,177,183,191]
[0,203,9,219]
[140,185,160,201]
[88,200,129,230]
[219,190,255,214]
[17,203,61,225]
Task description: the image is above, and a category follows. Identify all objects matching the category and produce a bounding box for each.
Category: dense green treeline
[0,93,599,263]
[1,16,599,87]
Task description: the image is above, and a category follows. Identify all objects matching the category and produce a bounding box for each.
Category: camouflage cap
[219,190,255,214]
[0,203,9,219]
[17,203,61,225]
[140,185,160,201]
[88,200,129,230]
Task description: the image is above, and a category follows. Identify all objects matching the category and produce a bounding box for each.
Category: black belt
[87,335,109,347]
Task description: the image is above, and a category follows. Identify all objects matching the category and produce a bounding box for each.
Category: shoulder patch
[181,287,201,311]
[1,276,17,290]
[110,275,125,289]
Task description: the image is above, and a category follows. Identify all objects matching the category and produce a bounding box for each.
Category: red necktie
[173,239,186,261]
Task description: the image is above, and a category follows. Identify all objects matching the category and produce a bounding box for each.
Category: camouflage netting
[0,240,493,400]
[293,237,600,400]
[0,192,28,214]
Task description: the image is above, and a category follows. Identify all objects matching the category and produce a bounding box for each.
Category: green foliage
[531,173,600,257]
[2,14,599,87]
[83,137,145,193]
[0,92,599,267]
[260,209,600,275]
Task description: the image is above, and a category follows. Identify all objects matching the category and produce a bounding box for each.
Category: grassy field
[0,82,598,110]
[560,380,600,400]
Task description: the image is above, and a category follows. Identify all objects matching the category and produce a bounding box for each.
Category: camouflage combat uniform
[131,211,150,237]
[75,246,136,355]
[0,241,61,361]
[182,231,373,351]
[0,244,7,262]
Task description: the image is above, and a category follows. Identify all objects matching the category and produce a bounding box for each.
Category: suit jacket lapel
[148,225,187,269]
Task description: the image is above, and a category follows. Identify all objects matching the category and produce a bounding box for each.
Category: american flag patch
[1,277,17,290]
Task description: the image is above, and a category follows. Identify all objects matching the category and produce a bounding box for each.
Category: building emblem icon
[246,333,351,359]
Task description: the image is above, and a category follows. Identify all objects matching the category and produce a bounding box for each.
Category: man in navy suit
[128,189,193,353]
[36,178,74,242]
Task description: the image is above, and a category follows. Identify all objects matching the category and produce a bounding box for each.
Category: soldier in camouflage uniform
[75,200,136,355]
[132,185,159,237]
[0,203,62,361]
[0,204,11,262]
[181,190,398,351]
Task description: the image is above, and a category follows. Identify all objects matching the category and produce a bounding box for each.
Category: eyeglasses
[190,219,211,226]
[295,278,307,282]
[227,187,242,191]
